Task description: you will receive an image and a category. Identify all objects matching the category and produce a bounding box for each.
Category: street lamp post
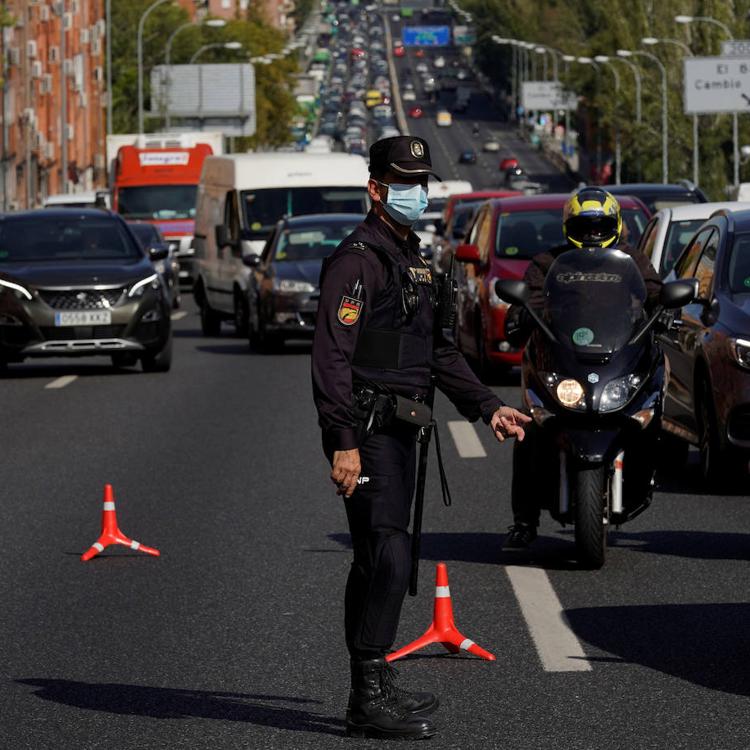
[594,56,622,184]
[577,57,603,180]
[189,41,242,65]
[675,14,738,187]
[492,36,519,121]
[642,36,699,187]
[610,55,642,180]
[534,47,548,80]
[137,0,172,135]
[163,18,226,129]
[618,49,668,183]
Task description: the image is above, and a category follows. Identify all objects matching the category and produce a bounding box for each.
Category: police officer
[312,135,530,741]
[503,186,662,550]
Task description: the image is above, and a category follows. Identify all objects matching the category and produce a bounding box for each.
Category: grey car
[0,209,172,372]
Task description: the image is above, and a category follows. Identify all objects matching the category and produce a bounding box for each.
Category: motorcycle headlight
[539,371,586,411]
[600,374,643,413]
[488,279,509,310]
[274,278,316,294]
[0,278,33,301]
[128,273,160,299]
[729,338,750,369]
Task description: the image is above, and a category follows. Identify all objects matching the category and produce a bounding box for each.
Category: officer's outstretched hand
[331,449,361,498]
[490,407,531,443]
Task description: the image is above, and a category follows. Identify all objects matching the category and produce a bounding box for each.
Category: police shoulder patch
[337,295,363,326]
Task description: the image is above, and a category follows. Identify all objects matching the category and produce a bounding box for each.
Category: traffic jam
[3,0,750,747]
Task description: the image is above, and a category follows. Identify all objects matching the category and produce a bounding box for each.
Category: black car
[458,149,477,165]
[127,221,181,309]
[606,183,708,214]
[0,210,172,371]
[245,213,365,350]
[660,207,750,484]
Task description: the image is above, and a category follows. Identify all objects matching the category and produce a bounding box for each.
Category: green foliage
[111,1,299,148]
[462,0,750,197]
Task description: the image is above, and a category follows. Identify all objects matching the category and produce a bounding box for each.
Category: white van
[193,152,370,336]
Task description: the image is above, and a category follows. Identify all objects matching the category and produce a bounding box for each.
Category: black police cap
[369,136,442,181]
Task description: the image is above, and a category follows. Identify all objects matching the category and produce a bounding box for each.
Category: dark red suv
[453,193,651,376]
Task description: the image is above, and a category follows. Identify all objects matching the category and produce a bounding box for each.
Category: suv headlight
[600,374,643,413]
[729,338,750,369]
[539,371,586,411]
[274,279,316,294]
[0,278,32,301]
[128,273,160,299]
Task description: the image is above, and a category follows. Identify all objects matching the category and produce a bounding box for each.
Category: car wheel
[141,337,172,373]
[698,377,727,487]
[233,291,249,338]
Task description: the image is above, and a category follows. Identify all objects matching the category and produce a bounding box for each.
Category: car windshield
[662,219,706,274]
[0,217,142,262]
[241,187,368,240]
[496,209,564,259]
[727,233,750,294]
[128,223,161,249]
[117,185,197,220]
[274,222,361,261]
[544,248,647,356]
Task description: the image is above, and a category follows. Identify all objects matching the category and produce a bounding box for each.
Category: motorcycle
[496,247,695,568]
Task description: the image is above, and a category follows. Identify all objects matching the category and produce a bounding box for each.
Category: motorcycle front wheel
[573,466,607,569]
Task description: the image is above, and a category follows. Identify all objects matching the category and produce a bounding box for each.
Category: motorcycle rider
[502,186,662,550]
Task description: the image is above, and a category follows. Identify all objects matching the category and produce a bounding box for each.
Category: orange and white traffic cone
[81,484,160,561]
[387,562,495,662]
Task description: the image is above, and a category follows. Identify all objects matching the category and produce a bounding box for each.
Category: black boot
[346,658,437,740]
[381,662,439,716]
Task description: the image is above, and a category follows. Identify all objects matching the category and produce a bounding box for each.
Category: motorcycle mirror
[495,279,529,306]
[659,279,697,309]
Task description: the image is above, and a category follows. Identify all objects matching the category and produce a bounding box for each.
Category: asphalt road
[0,302,749,749]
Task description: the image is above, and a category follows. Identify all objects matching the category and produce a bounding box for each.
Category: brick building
[1,0,107,210]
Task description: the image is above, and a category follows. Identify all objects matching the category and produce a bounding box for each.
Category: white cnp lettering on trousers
[357,476,370,485]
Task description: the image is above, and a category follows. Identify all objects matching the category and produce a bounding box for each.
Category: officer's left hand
[490,407,531,443]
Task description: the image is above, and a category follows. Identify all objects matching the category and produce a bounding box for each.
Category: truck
[107,132,224,288]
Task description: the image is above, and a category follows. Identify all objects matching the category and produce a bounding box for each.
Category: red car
[499,157,519,171]
[442,190,520,229]
[415,49,425,58]
[453,193,651,376]
[351,47,366,59]
[408,106,423,118]
[394,45,405,57]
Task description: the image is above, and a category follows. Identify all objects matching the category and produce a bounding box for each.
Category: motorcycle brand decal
[572,327,595,346]
[357,476,370,484]
[408,266,433,285]
[556,272,622,284]
[337,296,363,325]
[744,277,750,287]
[587,372,600,384]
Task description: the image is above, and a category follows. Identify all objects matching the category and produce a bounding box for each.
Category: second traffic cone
[81,484,160,561]
[387,562,495,662]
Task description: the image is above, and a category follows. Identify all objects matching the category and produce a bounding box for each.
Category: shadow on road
[15,679,345,736]
[565,603,750,696]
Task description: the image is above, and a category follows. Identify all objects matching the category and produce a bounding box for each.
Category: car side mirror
[494,279,530,306]
[242,253,261,268]
[215,224,235,250]
[455,243,480,263]
[148,246,169,262]
[659,279,697,309]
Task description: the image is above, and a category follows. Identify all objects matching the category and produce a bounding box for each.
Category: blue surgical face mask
[379,181,429,226]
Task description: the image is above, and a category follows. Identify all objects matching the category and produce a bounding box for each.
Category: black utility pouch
[394,395,432,428]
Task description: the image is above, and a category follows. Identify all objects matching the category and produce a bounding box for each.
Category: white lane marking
[170,311,188,321]
[45,375,78,390]
[448,420,487,458]
[505,565,592,672]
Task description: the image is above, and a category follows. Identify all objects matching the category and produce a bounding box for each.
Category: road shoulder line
[447,420,487,458]
[45,375,78,390]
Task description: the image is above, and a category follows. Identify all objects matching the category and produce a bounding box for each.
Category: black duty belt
[352,329,430,370]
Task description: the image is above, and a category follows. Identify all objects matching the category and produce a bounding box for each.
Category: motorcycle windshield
[543,248,647,356]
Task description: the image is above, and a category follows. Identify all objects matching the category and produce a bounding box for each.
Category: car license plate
[54,310,112,327]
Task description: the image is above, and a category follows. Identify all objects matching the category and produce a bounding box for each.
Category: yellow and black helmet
[563,187,622,249]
